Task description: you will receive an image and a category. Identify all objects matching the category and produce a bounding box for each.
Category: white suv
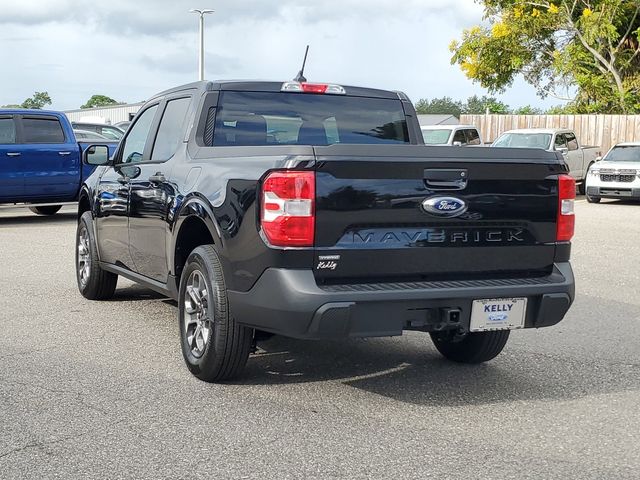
[585,142,640,203]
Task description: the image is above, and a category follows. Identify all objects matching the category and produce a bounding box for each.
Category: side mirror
[596,156,602,162]
[557,146,568,154]
[452,141,463,147]
[83,145,111,166]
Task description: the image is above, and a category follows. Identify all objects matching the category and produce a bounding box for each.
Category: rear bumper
[228,263,575,339]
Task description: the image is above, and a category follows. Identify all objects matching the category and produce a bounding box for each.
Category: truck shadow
[0,211,77,227]
[109,284,167,302]
[107,284,640,407]
[235,334,639,406]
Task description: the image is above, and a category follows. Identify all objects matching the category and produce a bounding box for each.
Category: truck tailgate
[313,145,565,283]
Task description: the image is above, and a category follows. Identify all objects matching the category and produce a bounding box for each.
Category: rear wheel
[29,205,62,215]
[179,245,253,382]
[430,330,510,364]
[76,211,118,300]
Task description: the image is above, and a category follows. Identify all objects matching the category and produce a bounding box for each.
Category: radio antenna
[294,45,310,82]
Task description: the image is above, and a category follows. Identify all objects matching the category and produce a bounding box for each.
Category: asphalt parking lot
[1,200,639,479]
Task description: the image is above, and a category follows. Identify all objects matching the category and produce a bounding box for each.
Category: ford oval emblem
[422,196,468,217]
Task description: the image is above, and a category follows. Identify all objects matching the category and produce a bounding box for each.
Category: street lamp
[189,8,214,81]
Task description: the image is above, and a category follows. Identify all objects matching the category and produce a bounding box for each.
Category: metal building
[64,103,144,125]
[417,114,460,126]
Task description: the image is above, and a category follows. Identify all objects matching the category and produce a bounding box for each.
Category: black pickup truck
[76,80,575,382]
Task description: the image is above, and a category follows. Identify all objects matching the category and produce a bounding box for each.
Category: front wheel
[179,245,253,382]
[578,163,595,196]
[29,205,62,215]
[430,330,510,363]
[76,211,118,300]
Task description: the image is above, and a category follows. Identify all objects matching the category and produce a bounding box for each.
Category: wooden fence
[460,114,640,154]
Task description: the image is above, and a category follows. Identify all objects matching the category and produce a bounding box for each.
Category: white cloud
[0,0,562,110]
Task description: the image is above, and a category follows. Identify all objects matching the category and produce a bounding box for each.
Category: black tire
[178,245,253,382]
[76,211,118,300]
[430,330,510,364]
[577,181,586,196]
[578,163,595,196]
[586,194,601,203]
[29,205,62,215]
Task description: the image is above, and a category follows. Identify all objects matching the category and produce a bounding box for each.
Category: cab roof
[149,80,406,101]
[0,108,65,116]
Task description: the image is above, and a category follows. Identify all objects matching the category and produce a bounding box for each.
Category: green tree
[450,1,640,113]
[463,95,511,114]
[513,105,544,114]
[81,94,120,109]
[21,91,52,109]
[414,97,463,117]
[546,104,574,114]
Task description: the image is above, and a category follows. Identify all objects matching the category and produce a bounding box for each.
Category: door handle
[58,151,71,156]
[423,168,468,190]
[148,172,166,184]
[6,152,21,157]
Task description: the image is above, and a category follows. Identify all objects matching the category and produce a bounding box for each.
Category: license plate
[470,298,527,332]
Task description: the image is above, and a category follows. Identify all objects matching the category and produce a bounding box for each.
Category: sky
[0,0,565,111]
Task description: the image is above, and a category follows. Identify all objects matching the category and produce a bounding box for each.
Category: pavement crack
[0,418,125,461]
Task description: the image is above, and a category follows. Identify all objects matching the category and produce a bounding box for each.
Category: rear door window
[212,91,409,146]
[151,97,191,161]
[0,117,16,144]
[21,117,66,143]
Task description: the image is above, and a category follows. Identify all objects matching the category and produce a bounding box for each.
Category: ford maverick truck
[0,109,117,215]
[76,80,576,382]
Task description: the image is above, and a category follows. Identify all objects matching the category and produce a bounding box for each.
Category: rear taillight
[556,174,575,242]
[261,171,315,247]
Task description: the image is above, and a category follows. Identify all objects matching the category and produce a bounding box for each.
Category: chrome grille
[600,174,636,183]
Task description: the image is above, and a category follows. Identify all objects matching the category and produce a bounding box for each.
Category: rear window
[422,129,451,145]
[493,133,551,150]
[212,91,409,146]
[22,117,66,144]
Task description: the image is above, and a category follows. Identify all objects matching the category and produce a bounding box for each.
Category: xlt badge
[422,196,468,218]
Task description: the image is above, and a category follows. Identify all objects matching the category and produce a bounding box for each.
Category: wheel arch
[171,195,224,290]
[77,187,92,220]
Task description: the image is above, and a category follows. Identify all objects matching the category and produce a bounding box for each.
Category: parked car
[421,125,482,146]
[0,109,118,215]
[76,80,575,382]
[585,142,640,203]
[71,122,124,141]
[491,129,599,194]
[73,129,109,141]
[114,121,132,131]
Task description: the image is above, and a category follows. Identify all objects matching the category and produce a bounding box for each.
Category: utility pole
[189,8,214,81]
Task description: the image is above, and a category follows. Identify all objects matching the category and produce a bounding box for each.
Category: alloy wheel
[77,226,91,288]
[184,269,213,358]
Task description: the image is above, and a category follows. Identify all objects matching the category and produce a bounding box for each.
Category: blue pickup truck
[0,109,118,215]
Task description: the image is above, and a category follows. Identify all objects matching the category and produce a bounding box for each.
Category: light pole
[189,8,214,81]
